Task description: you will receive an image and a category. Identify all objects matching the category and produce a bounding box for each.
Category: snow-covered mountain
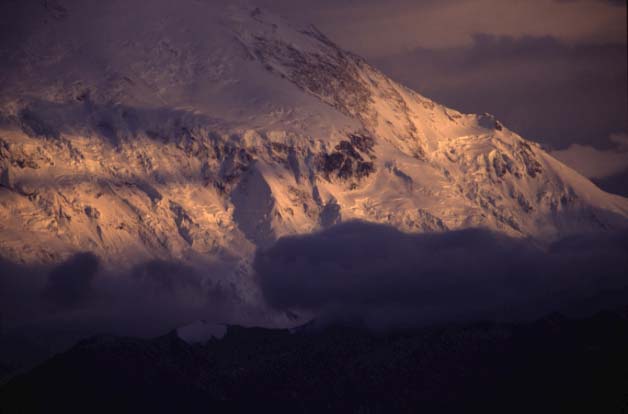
[1,0,626,290]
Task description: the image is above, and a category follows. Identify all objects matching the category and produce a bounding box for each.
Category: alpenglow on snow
[0,1,627,305]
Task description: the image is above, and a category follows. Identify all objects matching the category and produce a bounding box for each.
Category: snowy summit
[0,0,626,301]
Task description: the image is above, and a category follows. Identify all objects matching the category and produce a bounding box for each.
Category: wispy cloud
[552,133,628,179]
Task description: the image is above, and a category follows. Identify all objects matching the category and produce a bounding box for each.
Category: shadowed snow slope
[0,0,627,305]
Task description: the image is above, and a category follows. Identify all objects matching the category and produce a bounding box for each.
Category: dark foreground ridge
[1,308,627,412]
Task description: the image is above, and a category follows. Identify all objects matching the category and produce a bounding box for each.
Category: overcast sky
[258,0,628,195]
[259,0,626,54]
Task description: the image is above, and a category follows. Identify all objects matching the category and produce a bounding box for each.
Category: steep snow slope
[0,0,626,287]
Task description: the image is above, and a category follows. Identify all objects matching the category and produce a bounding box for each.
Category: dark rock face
[337,157,353,179]
[490,147,541,182]
[492,152,517,178]
[516,192,534,213]
[318,138,376,182]
[0,138,50,171]
[168,201,195,245]
[322,152,345,174]
[319,198,341,228]
[231,166,276,247]
[335,140,362,160]
[349,133,375,154]
[83,206,100,219]
[1,309,627,412]
[248,33,374,121]
[516,141,543,178]
[355,161,375,179]
[478,113,504,132]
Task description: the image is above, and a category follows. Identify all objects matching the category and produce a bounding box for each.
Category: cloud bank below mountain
[256,221,628,330]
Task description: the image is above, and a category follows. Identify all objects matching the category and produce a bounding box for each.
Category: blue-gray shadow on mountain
[11,98,224,147]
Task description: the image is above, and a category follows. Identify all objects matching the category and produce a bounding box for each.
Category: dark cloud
[42,252,99,309]
[131,260,202,294]
[0,253,265,370]
[255,221,628,330]
[592,169,628,197]
[2,222,627,369]
[258,0,626,54]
